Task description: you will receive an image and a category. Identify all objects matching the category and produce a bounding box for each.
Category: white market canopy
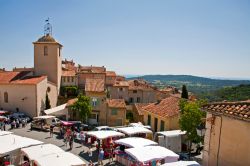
[0,134,43,156]
[0,130,13,136]
[44,104,67,115]
[87,130,125,140]
[161,161,200,166]
[34,151,85,166]
[117,127,152,135]
[21,144,64,161]
[115,137,158,148]
[157,130,186,137]
[33,115,56,119]
[125,146,179,163]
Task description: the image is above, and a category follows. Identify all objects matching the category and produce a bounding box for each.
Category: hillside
[201,84,250,102]
[128,75,250,100]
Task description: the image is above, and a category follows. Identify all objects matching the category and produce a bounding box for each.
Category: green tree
[179,99,205,156]
[181,85,189,99]
[70,94,92,123]
[45,92,51,109]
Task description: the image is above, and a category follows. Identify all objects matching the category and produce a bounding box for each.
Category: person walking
[69,134,74,150]
[109,143,114,163]
[3,121,6,131]
[50,125,54,138]
[98,148,104,166]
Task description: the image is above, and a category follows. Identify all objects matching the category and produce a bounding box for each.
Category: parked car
[9,112,31,123]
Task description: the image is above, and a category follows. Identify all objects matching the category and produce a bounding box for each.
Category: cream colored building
[106,99,126,126]
[0,23,62,117]
[203,101,250,166]
[133,96,180,132]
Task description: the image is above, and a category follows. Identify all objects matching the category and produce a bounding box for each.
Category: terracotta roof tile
[106,71,116,77]
[85,78,105,92]
[113,81,129,87]
[107,99,126,108]
[142,96,180,118]
[0,71,45,85]
[134,103,148,115]
[203,101,250,122]
[62,70,76,76]
[128,80,156,91]
[79,66,106,73]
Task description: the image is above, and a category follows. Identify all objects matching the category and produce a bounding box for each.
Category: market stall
[115,137,157,148]
[33,151,86,166]
[0,131,13,136]
[155,130,186,153]
[86,130,125,158]
[117,126,153,139]
[21,144,64,166]
[121,146,179,166]
[0,134,43,165]
[161,161,200,166]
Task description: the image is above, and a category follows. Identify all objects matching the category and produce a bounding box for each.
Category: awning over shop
[44,104,68,119]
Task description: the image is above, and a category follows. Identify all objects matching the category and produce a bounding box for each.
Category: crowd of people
[0,118,28,131]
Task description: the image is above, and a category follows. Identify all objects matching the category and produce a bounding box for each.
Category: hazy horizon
[0,0,249,78]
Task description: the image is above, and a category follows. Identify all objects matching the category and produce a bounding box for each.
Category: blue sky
[0,0,249,79]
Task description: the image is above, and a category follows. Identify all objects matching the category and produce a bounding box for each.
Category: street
[6,124,122,166]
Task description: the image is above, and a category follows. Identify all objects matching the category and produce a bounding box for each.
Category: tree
[70,94,92,123]
[45,92,51,109]
[179,99,205,156]
[181,85,189,99]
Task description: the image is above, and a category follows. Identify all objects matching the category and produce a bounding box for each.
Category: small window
[4,92,8,103]
[133,90,137,93]
[71,77,74,82]
[147,114,151,126]
[44,46,48,56]
[119,88,123,92]
[129,98,134,103]
[111,109,118,115]
[137,97,140,103]
[92,98,98,107]
[160,120,165,131]
[67,77,70,82]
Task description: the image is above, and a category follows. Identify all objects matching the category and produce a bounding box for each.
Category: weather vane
[44,17,52,36]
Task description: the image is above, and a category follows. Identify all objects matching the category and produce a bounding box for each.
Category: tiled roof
[0,71,46,85]
[106,71,116,77]
[107,99,126,108]
[62,70,76,76]
[113,81,129,87]
[142,96,180,118]
[203,101,250,122]
[134,103,148,115]
[128,80,155,91]
[85,78,105,92]
[79,66,106,73]
[36,34,56,43]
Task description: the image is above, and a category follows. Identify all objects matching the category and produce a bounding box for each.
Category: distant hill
[128,75,250,100]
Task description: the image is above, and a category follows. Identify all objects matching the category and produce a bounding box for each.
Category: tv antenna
[44,17,52,36]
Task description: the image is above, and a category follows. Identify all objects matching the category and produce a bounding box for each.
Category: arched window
[44,46,48,56]
[4,92,8,103]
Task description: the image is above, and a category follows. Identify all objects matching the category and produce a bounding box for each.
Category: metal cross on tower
[44,17,52,36]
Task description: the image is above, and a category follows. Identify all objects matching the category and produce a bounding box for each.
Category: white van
[31,116,60,131]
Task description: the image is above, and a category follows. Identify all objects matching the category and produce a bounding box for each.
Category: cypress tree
[45,92,51,109]
[181,85,189,99]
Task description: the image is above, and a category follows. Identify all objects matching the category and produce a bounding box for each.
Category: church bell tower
[33,19,62,90]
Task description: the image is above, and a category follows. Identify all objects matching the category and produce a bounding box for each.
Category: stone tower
[33,21,62,90]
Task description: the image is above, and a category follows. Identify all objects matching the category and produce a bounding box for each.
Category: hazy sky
[0,0,249,78]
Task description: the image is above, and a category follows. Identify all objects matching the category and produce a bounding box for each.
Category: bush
[61,86,78,97]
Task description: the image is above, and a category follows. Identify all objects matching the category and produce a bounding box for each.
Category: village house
[106,99,127,126]
[61,59,77,87]
[132,96,180,132]
[84,78,106,125]
[202,101,250,166]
